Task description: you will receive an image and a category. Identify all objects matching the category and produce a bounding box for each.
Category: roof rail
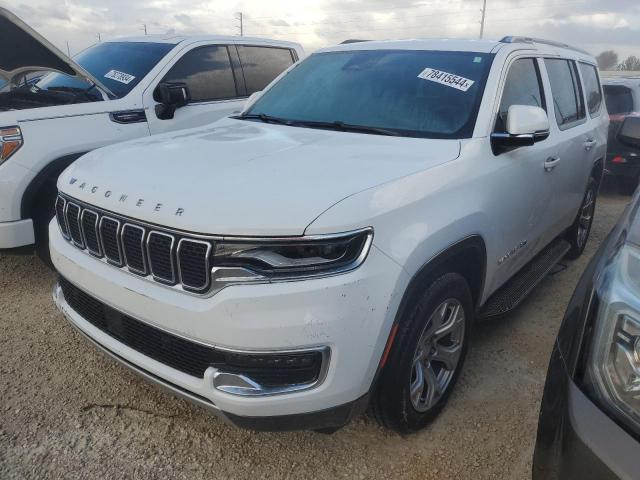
[340,39,371,44]
[500,36,591,56]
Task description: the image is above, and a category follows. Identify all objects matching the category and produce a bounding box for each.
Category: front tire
[371,273,472,433]
[565,178,597,259]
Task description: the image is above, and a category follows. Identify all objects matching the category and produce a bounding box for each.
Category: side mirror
[153,82,190,120]
[491,105,550,155]
[618,116,640,149]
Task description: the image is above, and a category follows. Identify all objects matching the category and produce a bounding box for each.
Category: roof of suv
[317,36,595,60]
[106,34,301,50]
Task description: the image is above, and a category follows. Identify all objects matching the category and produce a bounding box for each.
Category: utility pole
[66,41,71,57]
[143,23,147,35]
[97,33,101,42]
[236,12,243,36]
[479,0,487,39]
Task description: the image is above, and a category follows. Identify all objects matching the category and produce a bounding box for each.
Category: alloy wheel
[577,188,595,249]
[409,299,465,412]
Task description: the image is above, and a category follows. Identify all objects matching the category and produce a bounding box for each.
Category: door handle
[544,156,561,172]
[584,139,597,151]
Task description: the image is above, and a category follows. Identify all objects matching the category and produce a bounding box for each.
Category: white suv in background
[0,7,302,263]
[51,37,607,433]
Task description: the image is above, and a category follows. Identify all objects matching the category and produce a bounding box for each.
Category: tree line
[596,51,640,71]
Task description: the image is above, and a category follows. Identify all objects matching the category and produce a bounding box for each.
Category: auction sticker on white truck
[417,68,475,92]
[104,70,136,85]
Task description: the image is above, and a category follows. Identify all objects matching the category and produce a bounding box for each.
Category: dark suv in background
[603,77,640,194]
[533,117,640,479]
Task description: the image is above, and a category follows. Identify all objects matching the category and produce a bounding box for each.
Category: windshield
[245,49,494,138]
[35,42,175,99]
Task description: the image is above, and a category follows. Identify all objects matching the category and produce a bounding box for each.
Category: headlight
[0,126,23,164]
[211,228,373,287]
[585,243,640,435]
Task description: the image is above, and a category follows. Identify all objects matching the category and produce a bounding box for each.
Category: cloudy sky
[2,0,639,61]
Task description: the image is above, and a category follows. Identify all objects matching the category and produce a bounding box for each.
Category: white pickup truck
[0,7,303,263]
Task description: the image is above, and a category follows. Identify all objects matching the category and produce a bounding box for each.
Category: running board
[478,239,571,320]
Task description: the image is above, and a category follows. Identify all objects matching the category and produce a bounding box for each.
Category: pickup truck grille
[56,194,213,294]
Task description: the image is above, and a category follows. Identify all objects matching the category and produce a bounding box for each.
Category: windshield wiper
[291,120,401,136]
[233,113,293,125]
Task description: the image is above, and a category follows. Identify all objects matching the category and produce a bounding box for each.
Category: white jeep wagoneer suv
[51,37,607,433]
[0,8,302,264]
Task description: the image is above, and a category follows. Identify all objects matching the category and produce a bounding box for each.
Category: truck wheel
[617,176,638,196]
[565,178,597,260]
[33,183,57,269]
[370,273,472,433]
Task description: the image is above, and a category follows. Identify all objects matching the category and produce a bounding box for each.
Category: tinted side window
[495,58,545,132]
[603,85,635,114]
[161,46,237,102]
[237,46,295,95]
[544,59,586,127]
[579,63,602,115]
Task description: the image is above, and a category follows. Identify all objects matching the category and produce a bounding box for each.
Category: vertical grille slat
[122,224,147,275]
[65,203,84,248]
[56,195,214,295]
[100,217,122,266]
[178,239,211,292]
[81,210,101,256]
[147,232,176,284]
[55,196,69,239]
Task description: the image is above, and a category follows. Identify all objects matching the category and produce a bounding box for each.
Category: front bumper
[533,343,640,479]
[0,218,34,250]
[50,221,407,427]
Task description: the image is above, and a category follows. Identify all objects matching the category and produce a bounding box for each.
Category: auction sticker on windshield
[417,68,475,92]
[104,70,136,85]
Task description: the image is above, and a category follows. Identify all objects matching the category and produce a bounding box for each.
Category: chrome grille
[147,232,175,284]
[81,210,101,256]
[57,194,215,295]
[65,202,83,248]
[100,217,122,266]
[122,224,146,275]
[55,196,69,239]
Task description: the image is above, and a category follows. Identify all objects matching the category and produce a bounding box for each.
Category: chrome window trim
[65,201,85,249]
[121,223,148,276]
[80,209,102,257]
[177,238,212,293]
[146,231,177,285]
[99,216,123,267]
[55,195,70,240]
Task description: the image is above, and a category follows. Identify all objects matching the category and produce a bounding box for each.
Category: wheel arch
[397,235,487,321]
[20,152,88,220]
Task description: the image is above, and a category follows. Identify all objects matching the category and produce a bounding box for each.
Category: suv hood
[0,8,113,96]
[59,119,461,236]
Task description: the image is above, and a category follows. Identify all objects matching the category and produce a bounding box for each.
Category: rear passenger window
[237,46,295,95]
[161,45,237,102]
[603,85,635,114]
[495,58,545,132]
[544,59,586,128]
[579,63,602,115]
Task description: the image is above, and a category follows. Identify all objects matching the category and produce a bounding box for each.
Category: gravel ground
[0,185,630,480]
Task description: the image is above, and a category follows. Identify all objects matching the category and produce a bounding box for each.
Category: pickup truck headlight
[585,243,640,436]
[211,228,373,286]
[0,126,22,165]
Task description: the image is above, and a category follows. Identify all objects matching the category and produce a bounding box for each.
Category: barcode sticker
[104,69,136,85]
[417,68,475,92]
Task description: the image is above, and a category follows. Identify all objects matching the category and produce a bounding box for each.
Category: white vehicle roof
[317,36,595,62]
[108,34,302,51]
